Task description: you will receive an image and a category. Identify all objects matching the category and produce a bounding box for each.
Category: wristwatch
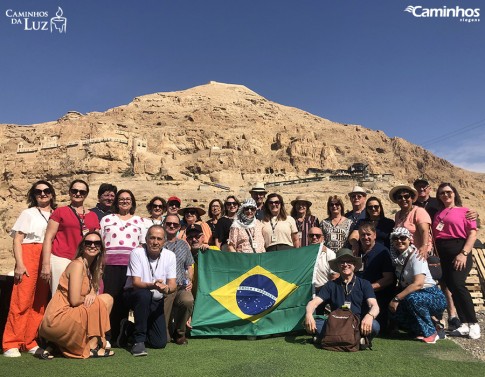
[392,296,401,302]
[461,250,470,256]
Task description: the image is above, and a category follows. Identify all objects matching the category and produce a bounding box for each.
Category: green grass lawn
[0,335,482,377]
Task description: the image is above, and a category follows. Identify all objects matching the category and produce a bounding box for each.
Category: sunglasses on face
[168,201,180,207]
[34,188,52,196]
[339,260,354,266]
[439,190,453,197]
[329,203,341,208]
[396,193,411,201]
[83,240,102,248]
[152,204,164,209]
[350,194,363,199]
[225,202,238,207]
[308,233,322,239]
[186,210,197,215]
[367,205,380,211]
[70,188,88,196]
[187,234,203,240]
[244,207,256,212]
[268,201,280,206]
[391,236,409,242]
[165,222,180,228]
[415,185,429,191]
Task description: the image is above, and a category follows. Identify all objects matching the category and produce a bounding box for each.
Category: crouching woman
[388,227,446,344]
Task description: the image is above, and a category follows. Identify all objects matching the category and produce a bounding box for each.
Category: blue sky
[1,0,484,172]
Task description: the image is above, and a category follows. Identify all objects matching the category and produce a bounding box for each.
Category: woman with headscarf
[388,227,446,344]
[227,199,265,253]
[290,195,319,248]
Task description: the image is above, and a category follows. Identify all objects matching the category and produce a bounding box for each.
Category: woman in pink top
[99,189,146,342]
[433,183,479,339]
[389,185,432,259]
[41,179,100,295]
[228,198,265,253]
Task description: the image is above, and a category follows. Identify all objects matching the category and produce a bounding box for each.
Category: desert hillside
[1,81,484,272]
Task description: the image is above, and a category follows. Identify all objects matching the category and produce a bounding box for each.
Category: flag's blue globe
[236,274,278,315]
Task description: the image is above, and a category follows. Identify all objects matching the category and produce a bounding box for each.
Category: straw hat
[389,185,418,204]
[290,195,312,207]
[348,186,367,196]
[178,206,206,217]
[249,182,267,194]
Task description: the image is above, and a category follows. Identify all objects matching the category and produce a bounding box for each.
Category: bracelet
[367,312,375,319]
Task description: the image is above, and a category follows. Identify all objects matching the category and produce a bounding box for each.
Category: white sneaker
[468,323,481,339]
[27,346,39,355]
[3,348,21,357]
[449,323,469,336]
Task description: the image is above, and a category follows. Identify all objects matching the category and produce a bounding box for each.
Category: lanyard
[270,218,278,233]
[244,228,257,253]
[342,277,356,299]
[145,249,161,280]
[36,207,52,223]
[69,205,86,236]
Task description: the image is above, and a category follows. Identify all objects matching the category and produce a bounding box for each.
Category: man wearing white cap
[249,182,267,221]
[345,186,367,228]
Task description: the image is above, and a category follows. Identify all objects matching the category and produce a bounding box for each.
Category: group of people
[2,177,481,359]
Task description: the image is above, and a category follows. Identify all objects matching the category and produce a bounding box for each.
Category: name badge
[271,235,277,242]
[298,232,302,239]
[330,233,338,241]
[435,221,444,231]
[342,301,352,310]
[252,242,257,250]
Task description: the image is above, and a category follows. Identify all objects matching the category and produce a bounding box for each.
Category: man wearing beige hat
[345,186,367,228]
[290,195,320,247]
[249,182,267,221]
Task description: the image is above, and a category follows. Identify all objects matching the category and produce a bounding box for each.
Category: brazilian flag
[191,245,319,336]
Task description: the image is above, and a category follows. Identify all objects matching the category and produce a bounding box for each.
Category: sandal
[89,345,114,358]
[34,346,54,360]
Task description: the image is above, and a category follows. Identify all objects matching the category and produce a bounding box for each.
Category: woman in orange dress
[39,231,113,359]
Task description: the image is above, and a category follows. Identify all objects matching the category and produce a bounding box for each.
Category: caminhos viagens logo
[404,5,480,23]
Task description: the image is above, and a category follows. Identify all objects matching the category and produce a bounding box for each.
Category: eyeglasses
[70,189,88,196]
[225,202,238,207]
[396,194,411,201]
[329,203,341,208]
[165,222,180,228]
[439,190,453,197]
[367,205,380,211]
[34,188,52,196]
[118,198,132,203]
[83,240,102,248]
[168,201,180,207]
[185,210,197,215]
[152,204,164,209]
[308,234,322,239]
[268,201,280,206]
[350,194,363,199]
[339,261,354,266]
[244,207,256,212]
[391,236,409,242]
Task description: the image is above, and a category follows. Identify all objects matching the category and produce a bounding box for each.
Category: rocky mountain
[1,81,484,272]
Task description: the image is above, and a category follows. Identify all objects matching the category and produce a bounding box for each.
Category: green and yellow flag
[191,245,319,336]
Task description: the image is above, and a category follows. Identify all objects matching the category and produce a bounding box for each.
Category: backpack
[321,308,361,352]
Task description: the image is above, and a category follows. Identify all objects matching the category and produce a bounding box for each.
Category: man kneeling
[121,225,176,356]
[304,248,380,347]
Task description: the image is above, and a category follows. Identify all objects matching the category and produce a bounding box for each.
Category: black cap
[413,178,429,187]
[186,224,203,237]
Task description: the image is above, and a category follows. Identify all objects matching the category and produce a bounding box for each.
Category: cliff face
[1,81,484,272]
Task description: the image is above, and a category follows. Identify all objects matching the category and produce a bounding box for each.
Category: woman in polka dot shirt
[99,189,147,342]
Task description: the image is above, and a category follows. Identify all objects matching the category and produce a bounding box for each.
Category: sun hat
[348,186,367,196]
[389,185,418,204]
[290,195,312,207]
[328,248,363,272]
[249,182,267,194]
[178,206,206,217]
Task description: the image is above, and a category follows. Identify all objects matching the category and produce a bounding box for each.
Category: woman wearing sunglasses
[41,179,100,295]
[99,189,147,343]
[214,196,240,251]
[290,195,319,248]
[432,183,479,339]
[348,196,395,253]
[262,193,299,251]
[2,181,57,358]
[388,227,446,344]
[144,196,167,226]
[389,185,432,260]
[206,199,223,245]
[39,231,113,358]
[228,198,265,253]
[320,196,353,251]
[178,205,212,246]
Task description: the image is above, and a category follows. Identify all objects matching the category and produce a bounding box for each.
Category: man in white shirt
[309,227,338,297]
[121,225,176,356]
